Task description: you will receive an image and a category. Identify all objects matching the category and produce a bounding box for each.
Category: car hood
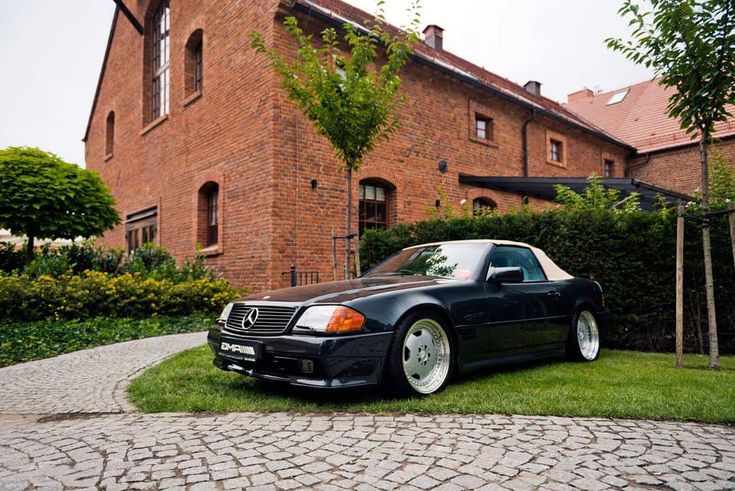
[237,276,456,304]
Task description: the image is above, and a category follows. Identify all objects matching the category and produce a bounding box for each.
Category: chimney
[567,88,594,104]
[423,25,444,51]
[524,80,542,96]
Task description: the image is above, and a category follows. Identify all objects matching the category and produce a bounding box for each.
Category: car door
[485,246,561,353]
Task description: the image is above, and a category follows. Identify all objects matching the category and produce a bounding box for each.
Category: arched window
[472,197,497,216]
[149,0,170,121]
[198,182,219,247]
[359,180,394,235]
[185,30,203,95]
[105,111,115,157]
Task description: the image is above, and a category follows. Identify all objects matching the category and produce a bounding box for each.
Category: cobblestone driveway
[0,335,733,490]
[0,332,206,414]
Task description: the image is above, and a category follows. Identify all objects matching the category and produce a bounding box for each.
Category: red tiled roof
[290,0,631,149]
[565,78,735,154]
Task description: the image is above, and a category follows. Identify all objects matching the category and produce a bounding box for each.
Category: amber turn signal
[325,306,365,333]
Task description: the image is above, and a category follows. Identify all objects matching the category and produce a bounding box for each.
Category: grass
[0,315,214,366]
[128,346,735,423]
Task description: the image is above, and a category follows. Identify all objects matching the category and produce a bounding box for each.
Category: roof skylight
[606,89,629,105]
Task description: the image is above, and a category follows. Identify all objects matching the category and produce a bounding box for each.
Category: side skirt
[459,346,565,375]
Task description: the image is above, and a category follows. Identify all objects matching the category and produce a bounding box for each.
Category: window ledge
[140,114,169,136]
[198,244,222,257]
[546,159,567,168]
[104,153,114,162]
[182,91,202,108]
[469,135,499,148]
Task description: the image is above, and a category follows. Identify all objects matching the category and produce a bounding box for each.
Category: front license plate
[218,337,261,362]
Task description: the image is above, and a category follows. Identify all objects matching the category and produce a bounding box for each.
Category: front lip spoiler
[215,358,380,389]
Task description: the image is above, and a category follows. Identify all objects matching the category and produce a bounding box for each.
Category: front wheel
[386,312,454,396]
[567,309,600,361]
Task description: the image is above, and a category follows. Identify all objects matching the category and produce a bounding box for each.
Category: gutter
[288,0,636,152]
[112,0,143,35]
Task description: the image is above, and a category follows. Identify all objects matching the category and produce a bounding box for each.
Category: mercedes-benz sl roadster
[208,240,606,396]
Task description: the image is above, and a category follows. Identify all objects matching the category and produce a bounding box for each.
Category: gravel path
[0,332,206,415]
[0,333,733,490]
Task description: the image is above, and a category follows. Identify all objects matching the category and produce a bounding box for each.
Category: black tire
[567,308,601,361]
[384,310,455,397]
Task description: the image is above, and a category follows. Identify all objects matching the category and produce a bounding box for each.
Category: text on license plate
[220,342,255,356]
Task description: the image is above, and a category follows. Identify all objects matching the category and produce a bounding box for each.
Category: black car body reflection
[208,240,607,395]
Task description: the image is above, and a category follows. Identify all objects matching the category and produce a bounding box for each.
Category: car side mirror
[487,266,524,284]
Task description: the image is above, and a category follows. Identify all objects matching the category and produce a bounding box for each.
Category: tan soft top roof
[406,239,573,281]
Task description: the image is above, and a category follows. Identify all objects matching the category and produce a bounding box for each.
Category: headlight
[218,303,234,323]
[295,305,365,333]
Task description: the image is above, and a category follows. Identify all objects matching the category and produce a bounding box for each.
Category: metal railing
[281,265,320,288]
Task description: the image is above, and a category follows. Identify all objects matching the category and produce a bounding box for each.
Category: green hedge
[0,271,238,322]
[359,209,735,353]
[0,315,214,366]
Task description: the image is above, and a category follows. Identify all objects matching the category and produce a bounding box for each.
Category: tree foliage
[607,0,735,369]
[606,0,735,139]
[554,175,641,213]
[250,1,420,278]
[250,2,420,170]
[0,147,120,260]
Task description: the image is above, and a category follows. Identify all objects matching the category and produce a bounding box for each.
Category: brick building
[86,0,666,291]
[566,79,735,195]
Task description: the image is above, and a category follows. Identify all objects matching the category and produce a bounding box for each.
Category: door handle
[547,290,561,298]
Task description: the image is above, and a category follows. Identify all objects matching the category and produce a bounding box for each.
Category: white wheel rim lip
[402,318,451,394]
[577,310,600,360]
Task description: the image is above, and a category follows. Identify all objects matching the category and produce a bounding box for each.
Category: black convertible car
[208,240,606,396]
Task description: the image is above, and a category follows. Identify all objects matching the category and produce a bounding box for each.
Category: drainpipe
[521,109,536,205]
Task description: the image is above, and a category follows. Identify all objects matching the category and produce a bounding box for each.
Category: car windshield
[364,243,487,280]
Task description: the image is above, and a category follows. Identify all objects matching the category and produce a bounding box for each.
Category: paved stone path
[0,332,206,414]
[0,334,733,490]
[1,413,734,490]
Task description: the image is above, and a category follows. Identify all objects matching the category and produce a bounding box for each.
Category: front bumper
[207,325,393,389]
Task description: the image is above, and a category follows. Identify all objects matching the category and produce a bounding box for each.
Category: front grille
[224,303,297,336]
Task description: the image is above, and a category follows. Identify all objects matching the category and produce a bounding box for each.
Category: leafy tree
[607,0,735,369]
[0,147,120,263]
[250,1,420,279]
[554,175,641,213]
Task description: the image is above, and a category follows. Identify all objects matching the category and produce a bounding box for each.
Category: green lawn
[128,346,735,423]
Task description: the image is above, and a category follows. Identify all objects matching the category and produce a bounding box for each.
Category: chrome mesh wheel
[401,318,451,394]
[577,310,600,361]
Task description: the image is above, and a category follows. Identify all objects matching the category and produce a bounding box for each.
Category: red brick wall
[86,0,630,292]
[87,0,280,291]
[628,137,735,195]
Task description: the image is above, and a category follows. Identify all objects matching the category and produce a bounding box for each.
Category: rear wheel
[386,312,454,396]
[567,309,600,361]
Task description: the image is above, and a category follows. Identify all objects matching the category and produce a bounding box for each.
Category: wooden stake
[354,230,361,278]
[675,203,685,368]
[729,202,735,270]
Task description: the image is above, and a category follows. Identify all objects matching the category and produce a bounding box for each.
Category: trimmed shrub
[0,242,25,273]
[359,209,735,353]
[0,272,239,322]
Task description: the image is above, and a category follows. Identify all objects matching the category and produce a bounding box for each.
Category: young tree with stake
[607,0,735,370]
[250,1,420,280]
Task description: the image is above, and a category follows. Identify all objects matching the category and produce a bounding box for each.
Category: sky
[0,0,654,168]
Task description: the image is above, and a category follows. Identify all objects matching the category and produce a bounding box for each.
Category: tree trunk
[25,232,36,265]
[699,136,720,370]
[344,167,353,280]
